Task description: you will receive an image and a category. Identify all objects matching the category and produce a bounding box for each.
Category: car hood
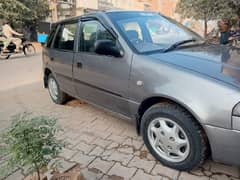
[149,44,240,88]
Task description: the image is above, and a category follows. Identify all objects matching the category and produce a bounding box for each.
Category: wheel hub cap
[148,118,190,163]
[48,78,58,101]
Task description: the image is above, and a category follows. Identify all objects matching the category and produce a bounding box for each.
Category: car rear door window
[53,22,77,51]
[80,20,115,52]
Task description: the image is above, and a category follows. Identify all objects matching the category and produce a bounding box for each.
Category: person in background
[2,20,23,52]
[0,29,8,51]
[218,19,231,45]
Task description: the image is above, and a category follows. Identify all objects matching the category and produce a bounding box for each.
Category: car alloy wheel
[147,117,190,163]
[48,77,59,101]
[141,103,208,171]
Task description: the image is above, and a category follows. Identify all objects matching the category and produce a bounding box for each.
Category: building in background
[46,0,210,38]
[98,0,114,10]
[158,0,178,17]
[48,0,166,21]
[47,0,208,35]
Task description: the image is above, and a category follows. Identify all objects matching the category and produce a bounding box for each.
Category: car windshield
[108,12,204,53]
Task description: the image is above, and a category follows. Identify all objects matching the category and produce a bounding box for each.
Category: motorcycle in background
[0,37,36,59]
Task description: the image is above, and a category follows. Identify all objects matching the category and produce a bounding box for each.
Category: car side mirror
[94,40,124,57]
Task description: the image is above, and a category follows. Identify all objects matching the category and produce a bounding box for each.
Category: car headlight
[233,103,240,117]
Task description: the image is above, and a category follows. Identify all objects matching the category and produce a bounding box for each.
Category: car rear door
[49,20,78,95]
[73,19,132,117]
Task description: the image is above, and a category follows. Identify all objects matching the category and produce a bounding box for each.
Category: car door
[50,21,78,95]
[73,20,132,116]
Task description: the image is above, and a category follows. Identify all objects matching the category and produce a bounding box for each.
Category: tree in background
[0,0,30,27]
[20,0,50,40]
[20,0,49,25]
[176,0,240,37]
[228,0,240,17]
[0,0,49,39]
[176,0,224,37]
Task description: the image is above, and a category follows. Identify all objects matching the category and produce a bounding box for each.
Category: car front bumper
[205,125,240,166]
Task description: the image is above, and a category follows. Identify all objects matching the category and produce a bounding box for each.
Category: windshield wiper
[164,39,197,53]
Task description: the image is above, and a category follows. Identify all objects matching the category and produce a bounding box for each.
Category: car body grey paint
[43,11,240,166]
[233,116,240,131]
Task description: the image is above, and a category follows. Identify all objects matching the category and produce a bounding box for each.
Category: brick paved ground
[0,54,239,180]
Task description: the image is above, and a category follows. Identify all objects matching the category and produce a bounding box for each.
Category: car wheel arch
[137,96,211,155]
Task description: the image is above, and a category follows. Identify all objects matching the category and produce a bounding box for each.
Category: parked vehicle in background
[43,11,240,171]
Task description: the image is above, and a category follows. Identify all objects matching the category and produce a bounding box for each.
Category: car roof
[53,10,157,24]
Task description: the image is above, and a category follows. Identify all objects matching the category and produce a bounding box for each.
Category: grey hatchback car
[43,11,240,171]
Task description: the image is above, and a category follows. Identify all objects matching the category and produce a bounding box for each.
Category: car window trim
[46,24,57,48]
[48,24,60,49]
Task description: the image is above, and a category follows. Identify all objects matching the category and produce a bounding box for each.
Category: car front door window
[80,21,115,53]
[53,23,77,51]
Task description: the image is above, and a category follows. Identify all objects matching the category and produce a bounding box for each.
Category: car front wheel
[141,103,208,171]
[48,74,68,104]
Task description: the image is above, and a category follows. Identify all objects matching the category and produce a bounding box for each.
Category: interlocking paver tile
[211,162,240,178]
[89,146,105,156]
[118,147,134,154]
[101,175,124,180]
[88,158,114,174]
[65,137,81,148]
[56,159,77,173]
[108,151,134,166]
[128,156,156,173]
[77,133,97,144]
[108,162,137,180]
[107,134,126,144]
[75,141,96,154]
[151,164,179,179]
[179,172,209,180]
[60,148,78,160]
[101,149,115,161]
[71,152,95,168]
[190,168,206,176]
[4,170,24,180]
[131,169,162,180]
[106,142,120,150]
[91,138,112,148]
[81,167,103,180]
[210,174,231,180]
[63,131,81,139]
[122,138,143,150]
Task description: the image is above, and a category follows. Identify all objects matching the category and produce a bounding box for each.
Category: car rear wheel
[48,74,68,104]
[141,103,208,171]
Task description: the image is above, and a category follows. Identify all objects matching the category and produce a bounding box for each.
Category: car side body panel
[205,125,240,166]
[129,54,240,129]
[128,54,240,166]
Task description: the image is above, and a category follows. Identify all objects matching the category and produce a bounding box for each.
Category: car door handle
[77,62,82,68]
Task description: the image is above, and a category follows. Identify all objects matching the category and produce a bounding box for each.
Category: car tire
[141,102,208,171]
[48,74,68,104]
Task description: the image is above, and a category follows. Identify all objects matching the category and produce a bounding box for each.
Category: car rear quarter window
[53,22,77,51]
